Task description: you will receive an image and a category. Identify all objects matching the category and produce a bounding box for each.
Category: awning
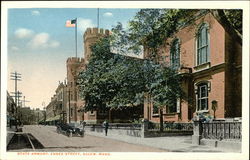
[45,115,60,122]
[51,115,60,121]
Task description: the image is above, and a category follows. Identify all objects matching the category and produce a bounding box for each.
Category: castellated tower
[83,28,110,63]
[65,28,110,124]
[66,57,85,123]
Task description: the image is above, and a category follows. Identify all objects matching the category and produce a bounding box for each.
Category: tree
[77,8,242,131]
[78,37,149,111]
[78,34,184,132]
[128,9,242,60]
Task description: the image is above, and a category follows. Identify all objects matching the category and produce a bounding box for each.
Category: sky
[7,8,140,109]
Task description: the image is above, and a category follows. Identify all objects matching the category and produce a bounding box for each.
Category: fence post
[141,119,148,138]
[192,120,203,145]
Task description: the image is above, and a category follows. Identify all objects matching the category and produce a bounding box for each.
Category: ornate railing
[148,122,193,131]
[202,122,242,140]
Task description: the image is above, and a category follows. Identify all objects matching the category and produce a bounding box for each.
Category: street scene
[2,2,248,160]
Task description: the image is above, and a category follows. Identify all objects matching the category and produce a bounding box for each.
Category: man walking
[103,120,109,136]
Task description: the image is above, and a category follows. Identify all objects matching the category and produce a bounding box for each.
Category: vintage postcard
[1,1,249,160]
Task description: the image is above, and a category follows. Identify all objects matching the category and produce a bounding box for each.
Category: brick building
[66,28,110,124]
[144,12,242,122]
[7,91,16,127]
[65,28,144,124]
[46,82,67,124]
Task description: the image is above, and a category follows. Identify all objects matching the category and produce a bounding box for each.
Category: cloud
[28,32,60,49]
[31,10,40,16]
[103,12,113,17]
[15,28,34,39]
[49,40,60,48]
[11,46,20,51]
[77,18,95,33]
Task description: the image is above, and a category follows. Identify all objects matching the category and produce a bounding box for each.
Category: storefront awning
[46,115,60,122]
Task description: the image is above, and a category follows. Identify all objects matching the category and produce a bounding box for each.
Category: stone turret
[66,57,84,87]
[83,28,110,63]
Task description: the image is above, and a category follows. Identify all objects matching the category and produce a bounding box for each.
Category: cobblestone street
[11,125,166,152]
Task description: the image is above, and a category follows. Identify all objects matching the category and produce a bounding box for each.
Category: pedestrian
[81,121,86,137]
[103,120,109,136]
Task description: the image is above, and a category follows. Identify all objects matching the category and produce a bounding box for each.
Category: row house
[144,11,242,122]
[7,91,16,127]
[46,82,67,124]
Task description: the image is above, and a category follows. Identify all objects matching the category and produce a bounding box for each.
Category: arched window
[170,39,180,69]
[197,24,209,65]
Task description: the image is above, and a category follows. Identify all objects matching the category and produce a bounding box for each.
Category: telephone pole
[97,8,99,28]
[20,96,30,108]
[10,71,21,107]
[10,72,22,127]
[67,89,71,123]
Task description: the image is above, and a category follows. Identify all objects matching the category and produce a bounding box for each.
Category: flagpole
[75,18,77,58]
[97,8,99,28]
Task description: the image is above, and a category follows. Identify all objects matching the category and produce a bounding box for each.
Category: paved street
[7,125,236,152]
[11,125,165,152]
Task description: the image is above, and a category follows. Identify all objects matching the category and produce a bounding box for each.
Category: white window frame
[195,81,210,112]
[196,23,210,66]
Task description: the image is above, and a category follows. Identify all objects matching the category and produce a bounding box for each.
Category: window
[153,105,159,114]
[166,99,180,113]
[197,24,209,65]
[70,108,73,117]
[197,83,208,111]
[170,39,180,69]
[166,102,177,113]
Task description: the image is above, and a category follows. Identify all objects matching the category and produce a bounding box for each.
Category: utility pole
[10,71,21,130]
[21,96,30,108]
[42,101,46,125]
[10,71,21,117]
[37,111,40,124]
[97,8,99,28]
[67,89,71,123]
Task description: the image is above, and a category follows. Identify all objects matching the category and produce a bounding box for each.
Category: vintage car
[56,123,84,137]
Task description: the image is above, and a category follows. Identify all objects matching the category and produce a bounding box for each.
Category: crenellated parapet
[83,28,110,62]
[84,28,110,41]
[66,57,85,64]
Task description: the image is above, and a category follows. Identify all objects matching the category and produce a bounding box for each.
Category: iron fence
[148,122,193,131]
[85,123,141,130]
[202,122,241,140]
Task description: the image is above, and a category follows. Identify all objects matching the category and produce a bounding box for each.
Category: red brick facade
[66,28,109,124]
[143,13,242,123]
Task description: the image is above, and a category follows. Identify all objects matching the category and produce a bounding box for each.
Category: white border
[1,1,249,160]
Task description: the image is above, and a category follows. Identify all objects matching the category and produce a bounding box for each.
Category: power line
[20,96,30,108]
[10,71,22,121]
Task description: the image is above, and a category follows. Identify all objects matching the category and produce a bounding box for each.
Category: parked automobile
[56,123,84,137]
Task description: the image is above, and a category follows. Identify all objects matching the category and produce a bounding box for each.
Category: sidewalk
[85,130,239,152]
